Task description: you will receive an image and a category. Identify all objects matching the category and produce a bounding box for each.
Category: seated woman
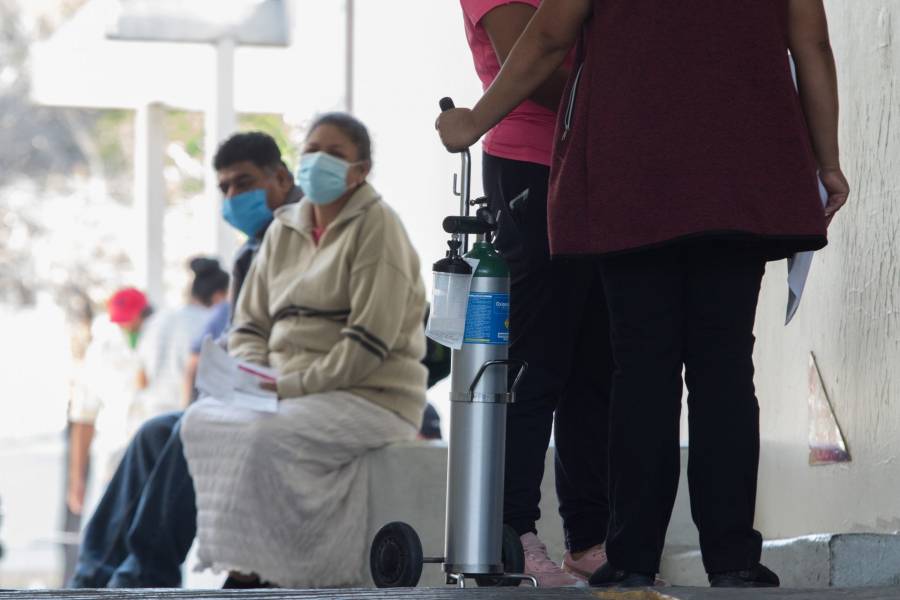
[180,113,428,588]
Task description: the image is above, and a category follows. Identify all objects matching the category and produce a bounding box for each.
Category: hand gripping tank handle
[456,359,528,404]
[440,97,473,253]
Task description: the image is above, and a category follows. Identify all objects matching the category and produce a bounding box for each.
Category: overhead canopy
[106,0,289,46]
[30,0,345,116]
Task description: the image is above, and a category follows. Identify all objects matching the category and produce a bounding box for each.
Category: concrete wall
[753,2,900,538]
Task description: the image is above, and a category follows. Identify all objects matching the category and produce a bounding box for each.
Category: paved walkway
[2,587,900,600]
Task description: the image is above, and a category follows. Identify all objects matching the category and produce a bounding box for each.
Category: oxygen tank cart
[369,98,535,589]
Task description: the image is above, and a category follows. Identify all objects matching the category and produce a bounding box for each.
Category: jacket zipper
[561,63,584,141]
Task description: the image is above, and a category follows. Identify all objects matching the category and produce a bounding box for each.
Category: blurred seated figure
[180,112,428,588]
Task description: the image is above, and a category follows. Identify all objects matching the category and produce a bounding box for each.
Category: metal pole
[205,36,238,267]
[460,149,471,253]
[345,0,354,113]
[134,101,165,306]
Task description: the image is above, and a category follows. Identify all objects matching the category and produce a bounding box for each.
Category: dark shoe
[68,573,104,589]
[589,561,655,588]
[222,575,273,589]
[107,555,181,588]
[709,563,780,588]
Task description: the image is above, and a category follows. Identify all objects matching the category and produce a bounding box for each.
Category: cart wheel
[370,522,423,588]
[475,524,526,587]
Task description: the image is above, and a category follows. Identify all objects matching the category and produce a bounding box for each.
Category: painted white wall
[351,0,486,278]
[280,0,486,287]
[753,1,900,538]
[351,0,486,428]
[282,0,348,119]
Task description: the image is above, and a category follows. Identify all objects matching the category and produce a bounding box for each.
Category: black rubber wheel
[475,524,526,587]
[370,521,423,588]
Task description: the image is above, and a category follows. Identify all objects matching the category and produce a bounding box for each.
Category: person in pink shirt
[459,0,612,587]
[441,0,846,589]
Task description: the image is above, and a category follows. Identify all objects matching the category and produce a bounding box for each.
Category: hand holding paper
[195,337,279,412]
[785,177,829,324]
[820,168,850,227]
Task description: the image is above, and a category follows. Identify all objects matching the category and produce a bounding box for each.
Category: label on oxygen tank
[463,292,510,345]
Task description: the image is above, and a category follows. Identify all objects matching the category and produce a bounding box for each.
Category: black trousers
[483,152,612,552]
[597,241,766,574]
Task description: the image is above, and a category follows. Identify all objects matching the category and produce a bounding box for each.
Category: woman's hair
[308,112,372,163]
[189,257,230,306]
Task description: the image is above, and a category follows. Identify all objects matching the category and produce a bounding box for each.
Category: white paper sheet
[195,337,279,413]
[786,178,829,325]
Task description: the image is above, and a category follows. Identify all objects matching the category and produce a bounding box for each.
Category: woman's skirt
[181,391,417,587]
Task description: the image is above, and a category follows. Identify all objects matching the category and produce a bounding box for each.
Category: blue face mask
[296,152,358,205]
[221,188,273,237]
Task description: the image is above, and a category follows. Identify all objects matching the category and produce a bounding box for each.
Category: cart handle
[439,97,472,253]
[439,97,456,112]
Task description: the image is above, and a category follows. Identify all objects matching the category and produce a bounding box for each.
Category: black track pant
[598,241,766,574]
[483,152,612,552]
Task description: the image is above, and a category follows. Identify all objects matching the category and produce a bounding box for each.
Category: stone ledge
[365,443,695,587]
[660,533,900,588]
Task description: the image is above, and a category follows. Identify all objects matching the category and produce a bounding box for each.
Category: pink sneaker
[521,532,582,587]
[563,544,608,581]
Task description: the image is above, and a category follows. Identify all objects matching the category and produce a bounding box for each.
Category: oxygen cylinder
[443,237,511,575]
[368,96,529,590]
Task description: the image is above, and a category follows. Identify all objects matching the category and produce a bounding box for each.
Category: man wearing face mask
[216,132,304,300]
[69,132,300,589]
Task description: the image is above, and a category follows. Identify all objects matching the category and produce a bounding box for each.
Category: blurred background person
[182,297,231,405]
[136,257,229,416]
[67,288,152,517]
[59,287,98,581]
[66,257,229,518]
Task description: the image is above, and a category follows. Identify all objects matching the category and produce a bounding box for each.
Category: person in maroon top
[438,0,849,589]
